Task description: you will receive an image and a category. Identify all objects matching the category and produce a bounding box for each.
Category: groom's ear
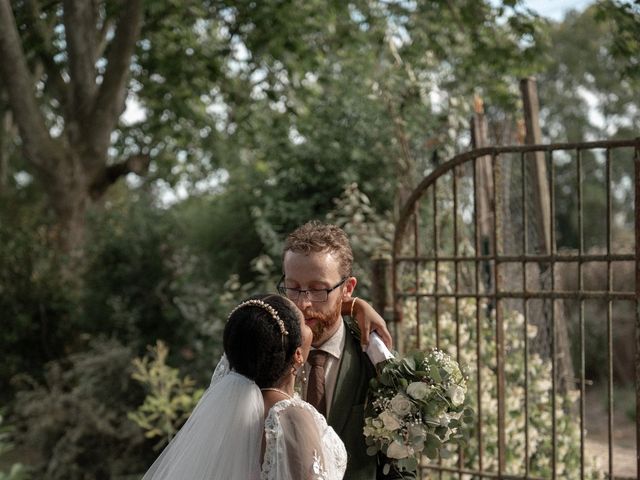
[342,276,357,299]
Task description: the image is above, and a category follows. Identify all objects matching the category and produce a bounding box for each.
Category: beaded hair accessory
[228,299,289,337]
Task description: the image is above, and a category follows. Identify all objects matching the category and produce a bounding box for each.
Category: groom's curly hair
[283,220,354,278]
[224,294,302,388]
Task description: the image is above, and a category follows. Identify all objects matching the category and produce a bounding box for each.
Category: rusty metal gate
[391,139,640,479]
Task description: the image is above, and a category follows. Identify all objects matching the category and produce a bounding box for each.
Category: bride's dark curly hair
[223,294,302,388]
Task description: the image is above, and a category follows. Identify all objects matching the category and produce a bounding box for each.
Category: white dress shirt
[296,320,393,418]
[298,319,346,418]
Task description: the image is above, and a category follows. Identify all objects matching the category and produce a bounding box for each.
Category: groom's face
[282,250,347,347]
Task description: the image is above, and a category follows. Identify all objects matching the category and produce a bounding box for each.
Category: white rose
[439,413,451,427]
[390,394,413,416]
[379,411,402,431]
[406,382,429,400]
[408,425,426,452]
[386,440,410,459]
[447,384,465,406]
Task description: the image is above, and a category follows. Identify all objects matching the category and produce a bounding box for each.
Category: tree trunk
[45,155,91,257]
[0,0,145,258]
[0,109,9,194]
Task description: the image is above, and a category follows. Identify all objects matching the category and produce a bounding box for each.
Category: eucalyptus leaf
[426,433,442,449]
[403,357,416,371]
[399,456,418,472]
[425,445,439,459]
[439,447,452,459]
[429,364,442,383]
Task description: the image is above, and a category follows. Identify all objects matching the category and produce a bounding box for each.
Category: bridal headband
[228,299,289,337]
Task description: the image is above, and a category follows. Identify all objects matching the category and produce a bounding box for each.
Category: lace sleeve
[262,401,332,480]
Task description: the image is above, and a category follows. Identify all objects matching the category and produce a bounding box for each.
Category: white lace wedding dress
[142,355,346,480]
[262,396,347,480]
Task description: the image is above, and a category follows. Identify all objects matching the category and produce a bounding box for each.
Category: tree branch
[0,0,56,170]
[89,0,143,155]
[96,17,115,60]
[24,0,71,116]
[0,107,10,194]
[63,0,98,126]
[89,153,150,199]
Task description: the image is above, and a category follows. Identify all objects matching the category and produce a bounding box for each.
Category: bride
[141,294,347,480]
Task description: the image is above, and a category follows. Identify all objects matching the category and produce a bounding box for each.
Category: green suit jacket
[327,318,377,480]
[327,319,413,480]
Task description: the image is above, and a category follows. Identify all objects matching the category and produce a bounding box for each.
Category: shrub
[0,410,30,480]
[0,217,77,398]
[12,339,149,480]
[398,264,604,479]
[129,341,204,450]
[82,199,188,351]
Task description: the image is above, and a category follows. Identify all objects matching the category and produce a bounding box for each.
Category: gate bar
[396,253,635,263]
[634,144,640,479]
[521,151,531,477]
[606,148,614,478]
[577,148,586,479]
[492,152,506,475]
[395,291,636,301]
[549,151,557,479]
[393,140,640,252]
[473,157,485,476]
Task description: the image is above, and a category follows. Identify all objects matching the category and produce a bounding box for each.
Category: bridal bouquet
[363,348,474,475]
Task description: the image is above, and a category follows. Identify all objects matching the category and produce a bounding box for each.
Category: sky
[522,0,594,20]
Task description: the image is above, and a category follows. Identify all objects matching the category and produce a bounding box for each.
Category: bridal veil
[142,365,263,480]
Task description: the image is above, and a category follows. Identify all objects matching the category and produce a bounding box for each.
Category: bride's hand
[342,297,393,350]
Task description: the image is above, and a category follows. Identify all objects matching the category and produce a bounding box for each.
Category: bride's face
[291,301,313,362]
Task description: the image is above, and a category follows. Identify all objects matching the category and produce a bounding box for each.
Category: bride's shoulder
[265,397,325,427]
[266,396,309,416]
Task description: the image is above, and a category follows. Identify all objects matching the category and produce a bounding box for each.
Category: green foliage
[11,339,148,480]
[0,205,78,397]
[522,5,639,259]
[594,1,640,79]
[82,193,235,386]
[0,189,231,395]
[0,465,29,480]
[82,197,187,350]
[0,410,30,480]
[184,0,549,259]
[399,265,604,478]
[129,341,204,450]
[176,183,265,285]
[539,4,640,143]
[309,182,395,301]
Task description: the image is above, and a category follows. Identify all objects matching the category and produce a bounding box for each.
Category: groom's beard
[303,296,342,346]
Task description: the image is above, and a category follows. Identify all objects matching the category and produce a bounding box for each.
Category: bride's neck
[261,372,295,398]
[273,375,295,395]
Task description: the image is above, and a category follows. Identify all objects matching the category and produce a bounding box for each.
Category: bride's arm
[342,297,393,349]
[268,406,328,480]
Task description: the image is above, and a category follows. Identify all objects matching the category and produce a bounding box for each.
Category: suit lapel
[328,321,359,436]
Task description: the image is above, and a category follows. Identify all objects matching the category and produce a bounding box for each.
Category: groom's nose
[294,292,313,309]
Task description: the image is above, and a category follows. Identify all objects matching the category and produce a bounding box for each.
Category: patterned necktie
[307,350,328,417]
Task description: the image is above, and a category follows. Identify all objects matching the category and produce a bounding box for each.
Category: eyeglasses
[277,275,347,303]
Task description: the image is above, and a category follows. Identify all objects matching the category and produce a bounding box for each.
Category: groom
[279,221,405,480]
